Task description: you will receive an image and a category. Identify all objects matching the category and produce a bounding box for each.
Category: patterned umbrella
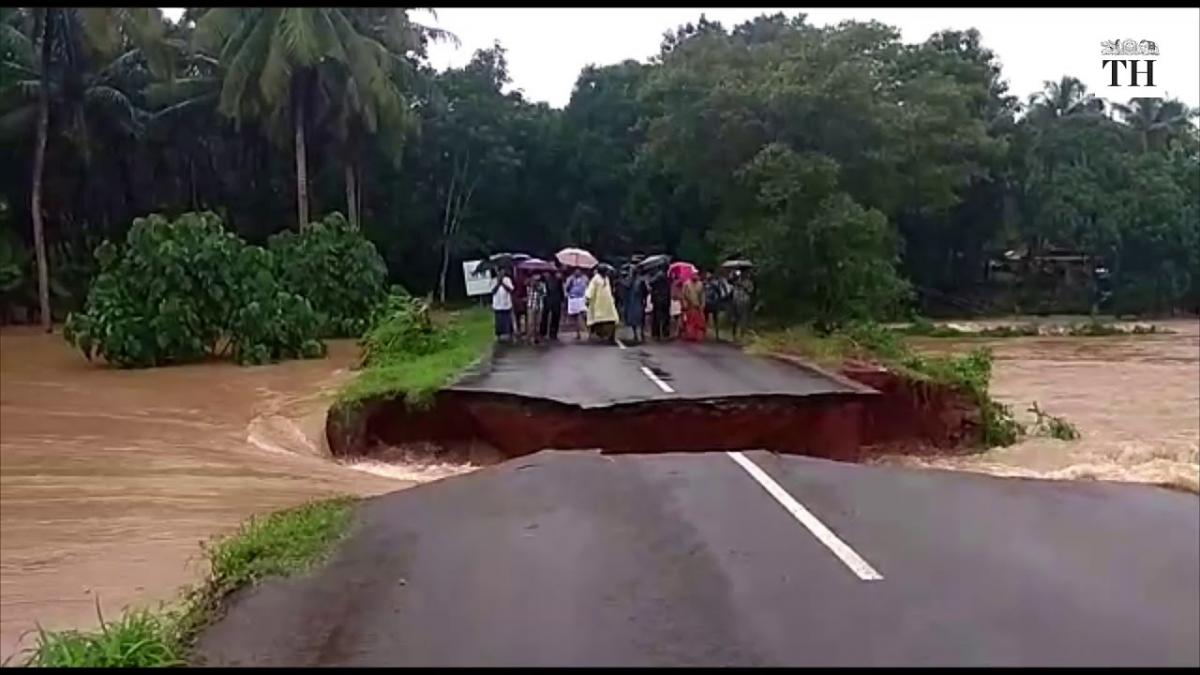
[555,247,598,269]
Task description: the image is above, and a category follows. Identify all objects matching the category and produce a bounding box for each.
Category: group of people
[490,262,754,345]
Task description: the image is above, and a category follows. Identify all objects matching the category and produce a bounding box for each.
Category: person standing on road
[512,269,528,339]
[728,271,753,342]
[624,271,648,343]
[585,266,619,343]
[669,278,683,339]
[540,268,564,341]
[526,272,546,344]
[680,274,706,342]
[491,268,516,343]
[704,272,732,340]
[648,268,671,341]
[566,268,589,340]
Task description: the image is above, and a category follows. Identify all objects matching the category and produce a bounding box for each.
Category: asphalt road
[194,340,1200,666]
[194,451,1200,667]
[450,338,869,407]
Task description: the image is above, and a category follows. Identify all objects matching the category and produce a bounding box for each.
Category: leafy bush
[358,294,447,367]
[268,212,388,338]
[63,212,324,368]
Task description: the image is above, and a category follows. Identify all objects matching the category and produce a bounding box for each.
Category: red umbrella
[556,247,598,269]
[668,261,698,282]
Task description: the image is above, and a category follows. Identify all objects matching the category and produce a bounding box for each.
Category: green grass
[749,321,1025,448]
[23,606,185,668]
[337,306,493,407]
[21,497,357,668]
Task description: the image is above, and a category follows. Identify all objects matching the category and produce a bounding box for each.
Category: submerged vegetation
[22,497,356,668]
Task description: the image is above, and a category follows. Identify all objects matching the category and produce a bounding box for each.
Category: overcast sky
[162,7,1200,109]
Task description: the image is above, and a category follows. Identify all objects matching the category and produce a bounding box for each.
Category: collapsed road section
[327,341,986,465]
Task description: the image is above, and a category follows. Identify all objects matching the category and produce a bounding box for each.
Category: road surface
[195,340,1200,667]
[449,338,873,407]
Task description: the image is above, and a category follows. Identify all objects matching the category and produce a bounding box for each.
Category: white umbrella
[556,247,598,269]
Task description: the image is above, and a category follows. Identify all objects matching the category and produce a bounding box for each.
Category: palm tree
[1026,76,1105,123]
[1,7,165,331]
[195,8,447,230]
[1112,97,1195,152]
[314,9,457,229]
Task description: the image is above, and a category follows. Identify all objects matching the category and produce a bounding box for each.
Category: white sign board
[462,260,494,297]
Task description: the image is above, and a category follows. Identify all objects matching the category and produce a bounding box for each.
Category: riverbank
[879,318,1200,493]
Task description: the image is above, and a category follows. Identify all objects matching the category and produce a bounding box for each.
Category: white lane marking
[726,451,883,582]
[639,366,675,393]
[615,337,627,350]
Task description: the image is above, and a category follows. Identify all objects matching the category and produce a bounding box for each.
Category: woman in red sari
[680,275,707,341]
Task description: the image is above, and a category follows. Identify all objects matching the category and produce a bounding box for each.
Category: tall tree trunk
[31,10,52,333]
[344,162,358,229]
[294,79,309,230]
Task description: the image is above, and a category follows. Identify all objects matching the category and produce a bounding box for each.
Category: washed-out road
[194,339,1200,667]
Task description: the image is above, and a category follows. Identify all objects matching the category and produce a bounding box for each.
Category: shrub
[358,294,446,367]
[63,212,324,368]
[268,212,388,338]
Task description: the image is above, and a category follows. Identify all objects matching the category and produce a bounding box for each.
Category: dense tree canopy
[2,8,1197,327]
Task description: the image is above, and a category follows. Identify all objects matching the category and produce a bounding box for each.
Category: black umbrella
[635,254,671,272]
[476,252,530,274]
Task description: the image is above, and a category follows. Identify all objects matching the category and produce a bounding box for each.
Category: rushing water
[875,318,1200,494]
[0,330,415,663]
[2,318,1198,662]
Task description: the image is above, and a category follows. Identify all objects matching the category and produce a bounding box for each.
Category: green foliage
[62,211,324,368]
[343,305,496,403]
[22,496,356,667]
[1028,401,1080,441]
[2,8,1198,324]
[267,212,389,338]
[204,496,355,593]
[752,321,1025,448]
[358,294,446,367]
[25,604,184,668]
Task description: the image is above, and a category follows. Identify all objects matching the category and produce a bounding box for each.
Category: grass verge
[748,321,1025,447]
[337,305,493,408]
[21,496,356,667]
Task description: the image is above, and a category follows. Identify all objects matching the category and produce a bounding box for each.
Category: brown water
[876,318,1200,493]
[0,330,420,663]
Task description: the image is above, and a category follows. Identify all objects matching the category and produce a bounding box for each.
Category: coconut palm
[194,8,451,230]
[314,8,458,229]
[0,7,164,331]
[1026,76,1105,123]
[1112,97,1196,152]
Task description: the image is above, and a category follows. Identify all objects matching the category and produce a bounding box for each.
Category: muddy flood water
[879,318,1200,493]
[0,330,473,663]
[2,318,1198,662]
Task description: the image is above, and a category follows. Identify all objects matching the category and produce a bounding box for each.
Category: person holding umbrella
[490,267,516,343]
[565,267,589,340]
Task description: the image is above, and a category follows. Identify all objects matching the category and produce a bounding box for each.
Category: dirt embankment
[327,359,982,466]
